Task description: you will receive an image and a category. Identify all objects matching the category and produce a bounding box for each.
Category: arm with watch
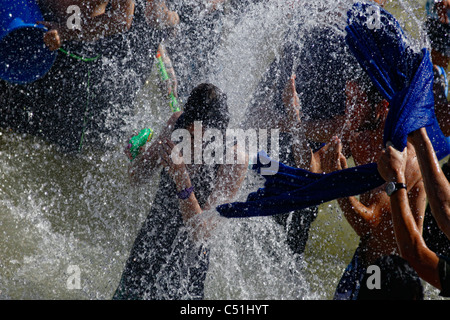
[158,137,202,222]
[377,139,450,294]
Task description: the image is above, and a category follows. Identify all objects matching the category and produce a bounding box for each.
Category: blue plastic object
[0,0,56,84]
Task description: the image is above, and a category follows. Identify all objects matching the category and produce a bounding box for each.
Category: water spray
[126,47,180,161]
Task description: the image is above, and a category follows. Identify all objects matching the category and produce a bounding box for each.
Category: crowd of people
[1,0,449,300]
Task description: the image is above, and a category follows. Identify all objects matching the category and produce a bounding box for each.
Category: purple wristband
[177,186,194,199]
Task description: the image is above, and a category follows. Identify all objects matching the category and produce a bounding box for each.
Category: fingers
[289,74,296,89]
[376,148,387,163]
[376,143,408,182]
[339,153,348,169]
[327,136,341,158]
[43,30,61,51]
[333,136,343,154]
[328,136,344,170]
[320,136,346,173]
[385,142,407,159]
[283,74,298,100]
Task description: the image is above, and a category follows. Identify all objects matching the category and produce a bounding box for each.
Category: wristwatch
[385,182,407,196]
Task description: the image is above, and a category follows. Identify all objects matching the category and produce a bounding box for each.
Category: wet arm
[338,178,425,238]
[409,128,450,238]
[165,143,248,241]
[282,75,313,169]
[128,112,182,185]
[173,168,203,222]
[202,149,249,211]
[377,144,442,290]
[390,184,442,290]
[339,146,425,238]
[325,136,389,236]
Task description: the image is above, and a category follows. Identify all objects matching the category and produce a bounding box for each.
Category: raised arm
[322,137,425,238]
[377,144,442,290]
[322,137,391,237]
[280,74,312,170]
[409,127,450,238]
[201,145,249,212]
[127,112,182,185]
[159,139,248,240]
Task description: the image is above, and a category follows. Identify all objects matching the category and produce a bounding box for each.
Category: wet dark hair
[426,17,450,57]
[292,26,357,120]
[357,255,424,300]
[176,83,230,134]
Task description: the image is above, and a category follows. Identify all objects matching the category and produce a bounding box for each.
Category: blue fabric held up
[216,2,450,219]
[217,151,385,218]
[345,2,449,158]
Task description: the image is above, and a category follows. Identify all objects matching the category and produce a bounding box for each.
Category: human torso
[351,124,426,266]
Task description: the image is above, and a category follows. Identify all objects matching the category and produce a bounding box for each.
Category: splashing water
[0,0,444,300]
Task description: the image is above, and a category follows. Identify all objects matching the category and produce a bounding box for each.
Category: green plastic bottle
[156,50,180,113]
[127,128,153,161]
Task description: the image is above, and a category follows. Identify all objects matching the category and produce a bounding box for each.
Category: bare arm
[409,127,450,238]
[338,190,389,237]
[377,145,442,290]
[316,136,388,236]
[281,74,312,170]
[323,137,425,238]
[160,140,248,240]
[201,146,249,212]
[390,187,441,289]
[190,145,248,240]
[127,112,182,185]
